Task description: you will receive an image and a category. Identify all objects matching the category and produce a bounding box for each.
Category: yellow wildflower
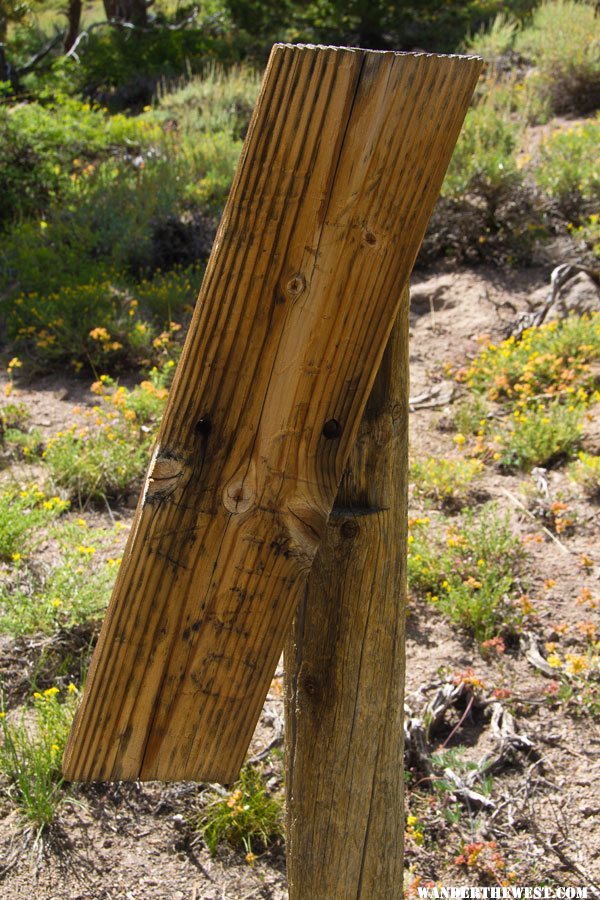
[565,654,588,676]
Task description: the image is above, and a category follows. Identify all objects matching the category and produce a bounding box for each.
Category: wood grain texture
[284,295,408,899]
[63,44,481,784]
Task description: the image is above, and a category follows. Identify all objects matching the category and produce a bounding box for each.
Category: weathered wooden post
[284,299,408,899]
[63,42,480,894]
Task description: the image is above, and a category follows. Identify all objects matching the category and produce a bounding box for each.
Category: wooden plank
[63,45,481,784]
[285,295,408,899]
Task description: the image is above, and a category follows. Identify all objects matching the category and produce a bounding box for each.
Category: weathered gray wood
[284,291,409,899]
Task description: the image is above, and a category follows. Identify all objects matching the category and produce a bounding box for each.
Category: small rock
[548,272,600,318]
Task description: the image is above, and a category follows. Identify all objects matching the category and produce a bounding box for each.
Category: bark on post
[284,288,409,899]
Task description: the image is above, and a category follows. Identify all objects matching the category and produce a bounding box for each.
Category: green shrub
[0,96,161,225]
[0,153,186,287]
[172,129,244,215]
[0,520,117,635]
[569,213,600,258]
[0,400,42,462]
[0,487,68,561]
[428,84,544,264]
[4,265,194,373]
[53,25,240,108]
[533,120,600,220]
[156,65,261,140]
[44,370,169,503]
[411,457,484,507]
[500,400,584,470]
[408,506,527,642]
[0,685,77,831]
[191,763,284,858]
[463,12,521,61]
[570,451,600,499]
[442,90,522,207]
[514,0,600,116]
[465,315,600,404]
[462,315,599,470]
[135,265,204,322]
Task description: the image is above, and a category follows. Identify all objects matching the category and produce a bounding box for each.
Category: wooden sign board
[64,44,481,784]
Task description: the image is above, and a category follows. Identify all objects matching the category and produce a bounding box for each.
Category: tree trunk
[284,288,409,900]
[64,0,82,52]
[103,0,148,26]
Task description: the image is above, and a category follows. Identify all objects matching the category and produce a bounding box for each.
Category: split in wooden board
[63,43,481,784]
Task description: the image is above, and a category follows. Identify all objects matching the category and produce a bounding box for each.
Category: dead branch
[507,263,600,340]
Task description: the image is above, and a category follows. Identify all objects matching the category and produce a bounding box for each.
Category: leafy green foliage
[460,314,600,470]
[0,96,160,225]
[0,519,118,635]
[499,400,584,470]
[44,370,169,503]
[0,487,68,561]
[514,0,600,116]
[408,506,528,642]
[533,119,600,220]
[191,763,284,857]
[411,457,484,508]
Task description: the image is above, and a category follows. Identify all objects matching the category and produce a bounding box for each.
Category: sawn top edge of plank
[63,44,482,784]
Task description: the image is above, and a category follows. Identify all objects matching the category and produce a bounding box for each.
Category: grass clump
[44,370,170,504]
[0,488,69,562]
[0,684,78,832]
[570,451,600,500]
[411,457,484,507]
[191,763,284,860]
[408,506,528,643]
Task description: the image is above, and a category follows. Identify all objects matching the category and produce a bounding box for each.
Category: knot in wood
[340,518,360,540]
[362,227,377,246]
[145,451,185,504]
[286,273,306,298]
[299,669,322,702]
[222,479,255,515]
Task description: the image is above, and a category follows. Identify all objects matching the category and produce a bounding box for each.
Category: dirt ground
[0,261,598,897]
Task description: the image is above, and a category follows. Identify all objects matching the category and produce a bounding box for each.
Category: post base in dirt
[284,289,409,900]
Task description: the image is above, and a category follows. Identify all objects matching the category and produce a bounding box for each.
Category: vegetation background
[0,0,598,895]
